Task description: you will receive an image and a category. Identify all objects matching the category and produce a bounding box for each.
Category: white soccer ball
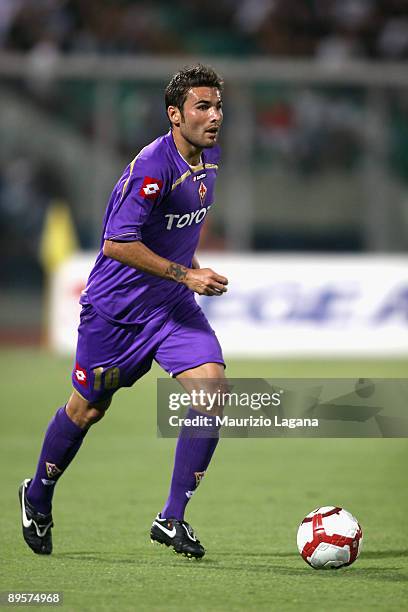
[297,506,363,569]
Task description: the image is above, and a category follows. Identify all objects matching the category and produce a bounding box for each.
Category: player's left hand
[183,267,228,297]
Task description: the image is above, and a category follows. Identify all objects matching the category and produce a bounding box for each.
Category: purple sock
[161,407,219,521]
[27,406,87,514]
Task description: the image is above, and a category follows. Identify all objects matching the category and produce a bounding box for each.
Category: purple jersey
[80,131,220,324]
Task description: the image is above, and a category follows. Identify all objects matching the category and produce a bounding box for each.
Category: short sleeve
[104,160,167,242]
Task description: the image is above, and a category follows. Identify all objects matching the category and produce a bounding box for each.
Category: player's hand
[184,268,228,296]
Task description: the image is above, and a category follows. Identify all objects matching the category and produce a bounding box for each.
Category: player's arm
[103,240,227,296]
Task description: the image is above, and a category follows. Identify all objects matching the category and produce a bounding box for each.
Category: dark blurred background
[1,0,408,344]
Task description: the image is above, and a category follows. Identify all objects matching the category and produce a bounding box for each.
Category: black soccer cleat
[150,514,205,559]
[18,479,53,555]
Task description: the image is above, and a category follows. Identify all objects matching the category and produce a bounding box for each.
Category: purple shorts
[72,299,224,403]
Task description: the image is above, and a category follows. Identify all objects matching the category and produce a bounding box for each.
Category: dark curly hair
[165,64,223,117]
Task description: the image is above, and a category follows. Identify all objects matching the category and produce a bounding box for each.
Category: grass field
[1,349,407,611]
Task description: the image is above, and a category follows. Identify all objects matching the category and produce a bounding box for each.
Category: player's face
[177,87,223,149]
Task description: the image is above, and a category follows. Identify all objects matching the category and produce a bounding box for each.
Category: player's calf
[66,392,111,429]
[19,397,109,555]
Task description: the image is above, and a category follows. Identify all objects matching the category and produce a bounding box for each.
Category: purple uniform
[72,131,224,401]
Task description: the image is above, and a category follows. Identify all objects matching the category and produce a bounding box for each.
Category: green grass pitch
[0,349,407,611]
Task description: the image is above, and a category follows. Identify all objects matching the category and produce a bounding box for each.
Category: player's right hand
[184,268,228,296]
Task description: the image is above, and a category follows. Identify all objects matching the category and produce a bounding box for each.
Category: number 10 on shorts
[93,367,120,391]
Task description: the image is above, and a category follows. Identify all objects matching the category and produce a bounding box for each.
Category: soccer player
[19,64,227,560]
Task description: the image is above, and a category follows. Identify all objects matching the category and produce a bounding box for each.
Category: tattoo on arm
[166,263,188,282]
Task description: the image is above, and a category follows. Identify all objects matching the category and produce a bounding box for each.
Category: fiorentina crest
[198,181,207,206]
[45,462,62,479]
[194,471,205,486]
[186,471,206,498]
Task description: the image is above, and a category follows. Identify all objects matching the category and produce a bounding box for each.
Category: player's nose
[209,107,222,122]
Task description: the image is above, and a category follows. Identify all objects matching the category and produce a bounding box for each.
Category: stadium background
[1,2,407,611]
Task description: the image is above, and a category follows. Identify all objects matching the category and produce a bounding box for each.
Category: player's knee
[186,377,229,417]
[176,363,228,415]
[200,362,226,379]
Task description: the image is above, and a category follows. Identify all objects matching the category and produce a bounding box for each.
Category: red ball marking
[301,511,363,567]
[301,507,342,524]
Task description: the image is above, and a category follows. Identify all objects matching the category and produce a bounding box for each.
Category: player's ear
[168,105,181,128]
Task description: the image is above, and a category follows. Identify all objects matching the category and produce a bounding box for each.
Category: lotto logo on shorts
[74,362,88,387]
[139,176,163,201]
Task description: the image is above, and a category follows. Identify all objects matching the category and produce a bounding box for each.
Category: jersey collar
[168,130,205,171]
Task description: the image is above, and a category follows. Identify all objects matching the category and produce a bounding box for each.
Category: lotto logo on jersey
[74,362,88,387]
[139,176,163,200]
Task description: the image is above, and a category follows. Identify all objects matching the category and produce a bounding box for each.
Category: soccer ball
[297,506,363,569]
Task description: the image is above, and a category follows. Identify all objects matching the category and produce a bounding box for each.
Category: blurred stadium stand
[2,0,408,60]
[1,0,408,345]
